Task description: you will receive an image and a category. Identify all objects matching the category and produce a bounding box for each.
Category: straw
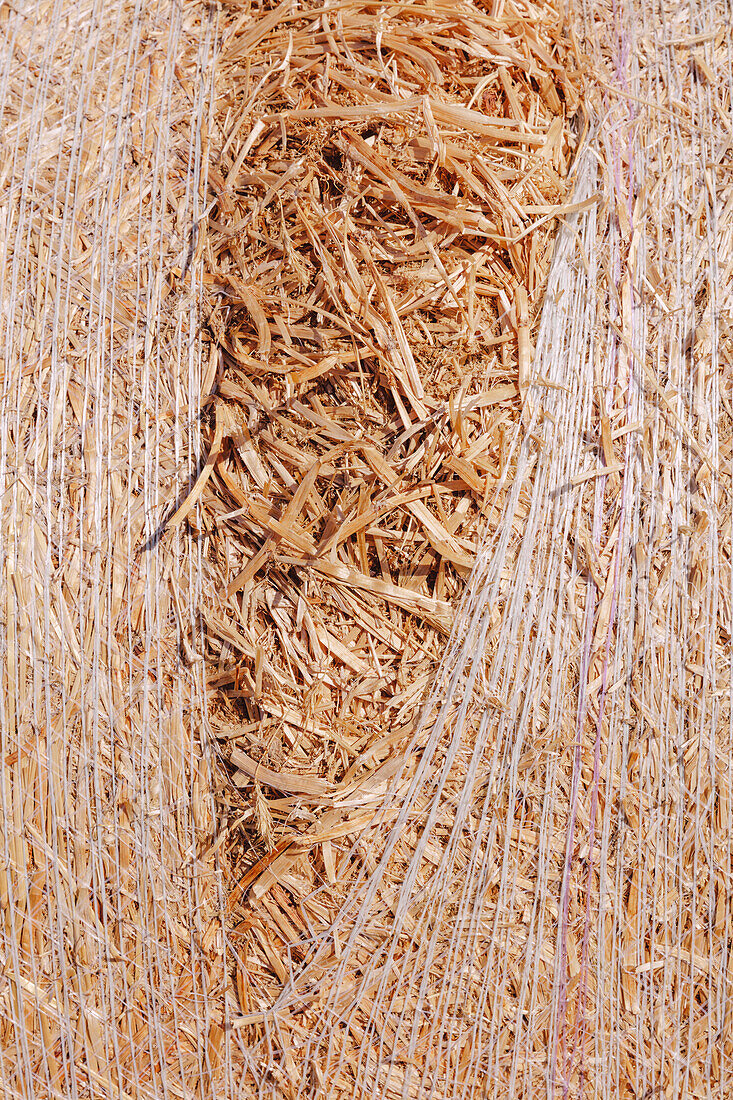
[195,8,587,1090]
[1,0,731,1096]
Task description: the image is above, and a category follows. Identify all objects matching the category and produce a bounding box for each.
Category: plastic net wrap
[0,0,731,1097]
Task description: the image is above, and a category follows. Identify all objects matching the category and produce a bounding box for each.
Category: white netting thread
[0,2,221,1097]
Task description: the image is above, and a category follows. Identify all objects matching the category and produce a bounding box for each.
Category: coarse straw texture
[0,1,226,1096]
[1,0,731,1097]
[198,0,585,1063]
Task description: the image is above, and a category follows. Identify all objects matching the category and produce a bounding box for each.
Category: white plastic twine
[0,2,218,1097]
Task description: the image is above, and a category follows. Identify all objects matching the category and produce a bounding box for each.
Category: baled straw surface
[0,1,226,1097]
[1,0,731,1097]
[208,1,733,1099]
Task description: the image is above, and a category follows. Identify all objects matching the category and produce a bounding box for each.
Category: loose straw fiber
[199,0,584,1059]
[0,0,731,1098]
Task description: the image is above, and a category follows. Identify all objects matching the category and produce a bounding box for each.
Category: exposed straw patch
[194,0,586,1065]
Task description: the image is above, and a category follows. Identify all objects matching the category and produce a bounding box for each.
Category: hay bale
[2,0,731,1096]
